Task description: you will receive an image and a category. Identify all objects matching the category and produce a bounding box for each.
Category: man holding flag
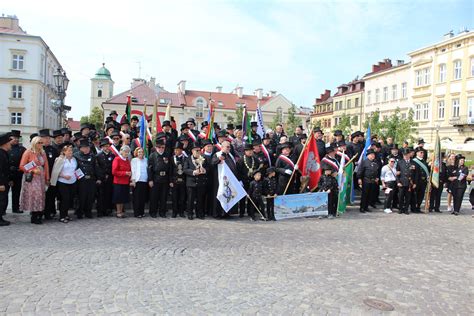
[428,133,446,213]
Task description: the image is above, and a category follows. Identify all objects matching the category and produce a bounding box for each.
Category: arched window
[97,90,102,98]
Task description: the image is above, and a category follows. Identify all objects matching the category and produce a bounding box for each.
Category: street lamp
[53,68,69,128]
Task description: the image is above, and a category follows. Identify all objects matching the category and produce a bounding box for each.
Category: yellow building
[311,89,333,141]
[408,30,474,143]
[332,79,364,131]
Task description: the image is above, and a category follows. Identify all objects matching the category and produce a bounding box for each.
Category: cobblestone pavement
[0,203,473,315]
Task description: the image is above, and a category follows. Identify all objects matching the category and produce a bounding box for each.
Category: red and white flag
[297,133,321,191]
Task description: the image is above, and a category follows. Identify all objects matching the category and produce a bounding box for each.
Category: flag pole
[310,153,358,193]
[424,129,438,213]
[282,130,314,195]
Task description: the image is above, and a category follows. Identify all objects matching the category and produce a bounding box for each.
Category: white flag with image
[216,162,247,213]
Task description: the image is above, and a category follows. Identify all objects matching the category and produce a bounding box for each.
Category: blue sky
[4,0,473,120]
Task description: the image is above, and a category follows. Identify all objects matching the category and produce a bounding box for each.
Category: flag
[242,104,252,144]
[124,94,131,123]
[206,100,215,140]
[152,99,162,141]
[164,102,171,121]
[216,162,247,213]
[256,101,265,139]
[139,107,148,157]
[297,132,321,191]
[337,150,346,190]
[355,124,371,173]
[337,161,354,214]
[431,131,441,188]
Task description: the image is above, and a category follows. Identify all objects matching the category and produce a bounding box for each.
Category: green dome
[94,63,112,80]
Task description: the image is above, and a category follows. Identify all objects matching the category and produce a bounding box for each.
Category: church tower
[90,63,114,113]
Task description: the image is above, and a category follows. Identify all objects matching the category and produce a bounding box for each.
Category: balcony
[449,115,474,126]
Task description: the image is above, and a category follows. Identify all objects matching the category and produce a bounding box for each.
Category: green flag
[337,161,354,214]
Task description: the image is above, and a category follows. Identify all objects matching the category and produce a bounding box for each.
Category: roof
[94,63,112,80]
[0,27,27,35]
[104,83,159,105]
[184,90,272,111]
[67,119,80,131]
[408,30,472,57]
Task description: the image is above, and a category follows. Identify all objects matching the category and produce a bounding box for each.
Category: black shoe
[179,213,185,218]
[435,210,441,213]
[366,209,372,212]
[405,212,410,215]
[171,214,177,218]
[85,215,93,219]
[188,215,194,220]
[150,214,158,218]
[76,215,83,219]
[12,210,23,214]
[239,214,244,218]
[369,204,377,209]
[160,215,166,218]
[0,217,10,226]
[360,210,366,213]
[398,211,403,214]
[453,212,459,216]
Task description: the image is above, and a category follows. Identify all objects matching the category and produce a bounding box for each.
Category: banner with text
[274,192,328,220]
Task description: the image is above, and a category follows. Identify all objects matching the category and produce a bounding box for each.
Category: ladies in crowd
[381,157,397,214]
[232,129,244,158]
[19,136,50,224]
[50,144,77,223]
[449,154,468,216]
[112,145,131,218]
[445,153,456,212]
[130,147,148,218]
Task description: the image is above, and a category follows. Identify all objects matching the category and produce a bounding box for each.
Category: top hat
[39,129,51,137]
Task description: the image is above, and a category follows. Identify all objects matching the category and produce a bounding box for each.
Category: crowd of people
[0,110,473,226]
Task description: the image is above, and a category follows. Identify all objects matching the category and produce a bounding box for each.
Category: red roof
[0,27,27,35]
[67,118,80,131]
[184,90,272,111]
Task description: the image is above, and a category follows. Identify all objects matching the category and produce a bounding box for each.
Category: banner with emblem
[337,161,354,214]
[297,132,321,191]
[216,162,247,213]
[274,192,328,220]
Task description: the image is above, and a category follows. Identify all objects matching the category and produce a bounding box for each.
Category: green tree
[285,103,302,135]
[334,113,356,136]
[224,114,235,125]
[364,108,417,145]
[81,107,104,130]
[269,109,283,130]
[363,110,385,137]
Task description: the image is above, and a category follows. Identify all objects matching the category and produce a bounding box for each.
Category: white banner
[216,162,247,213]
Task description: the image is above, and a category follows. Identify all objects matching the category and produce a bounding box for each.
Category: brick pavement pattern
[0,208,473,315]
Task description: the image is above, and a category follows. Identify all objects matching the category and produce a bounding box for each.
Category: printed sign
[274,192,328,220]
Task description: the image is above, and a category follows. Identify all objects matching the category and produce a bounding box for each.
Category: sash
[134,138,141,148]
[278,155,294,169]
[261,144,271,167]
[214,143,222,151]
[198,132,206,139]
[413,158,430,178]
[106,136,125,160]
[322,157,339,171]
[336,151,350,162]
[187,131,197,142]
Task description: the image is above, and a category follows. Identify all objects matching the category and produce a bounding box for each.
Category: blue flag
[355,124,371,173]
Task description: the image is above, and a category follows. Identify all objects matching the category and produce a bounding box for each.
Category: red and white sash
[322,157,339,171]
[106,136,124,159]
[198,132,206,139]
[336,151,350,162]
[187,131,197,142]
[134,138,141,148]
[278,155,294,169]
[214,143,222,151]
[261,144,271,167]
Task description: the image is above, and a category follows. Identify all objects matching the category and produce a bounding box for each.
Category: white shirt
[131,157,148,183]
[58,158,77,184]
[381,164,397,183]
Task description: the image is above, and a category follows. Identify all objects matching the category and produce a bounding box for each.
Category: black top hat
[418,138,425,145]
[266,167,276,174]
[73,132,82,139]
[244,143,253,151]
[180,123,188,131]
[52,129,63,138]
[79,139,90,148]
[80,124,90,131]
[372,142,382,148]
[201,121,209,129]
[39,129,51,137]
[335,141,346,147]
[391,144,399,150]
[299,133,308,140]
[252,140,262,146]
[178,134,189,142]
[110,130,121,138]
[99,138,110,147]
[186,118,196,125]
[29,133,38,141]
[131,116,139,122]
[366,149,375,155]
[250,121,258,128]
[456,154,466,160]
[252,169,262,176]
[174,142,184,150]
[109,110,118,116]
[351,131,360,138]
[156,132,166,140]
[227,123,235,130]
[10,130,21,137]
[61,128,71,136]
[105,116,113,123]
[280,142,292,150]
[325,144,335,154]
[313,128,323,134]
[213,122,220,129]
[155,139,166,146]
[201,139,212,146]
[401,148,411,155]
[414,147,425,154]
[217,130,227,138]
[235,124,242,130]
[0,132,12,146]
[333,130,343,136]
[120,120,130,126]
[105,124,115,132]
[162,120,172,128]
[191,142,201,150]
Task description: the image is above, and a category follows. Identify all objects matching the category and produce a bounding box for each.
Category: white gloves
[285,169,292,175]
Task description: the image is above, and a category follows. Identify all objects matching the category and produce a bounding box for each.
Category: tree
[364,108,417,145]
[269,111,283,131]
[285,103,302,136]
[334,113,355,137]
[224,114,235,125]
[81,106,104,130]
[363,110,385,137]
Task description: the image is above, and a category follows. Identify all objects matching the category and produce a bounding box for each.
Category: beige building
[90,63,114,112]
[408,30,474,143]
[363,59,411,122]
[311,89,333,141]
[332,79,364,131]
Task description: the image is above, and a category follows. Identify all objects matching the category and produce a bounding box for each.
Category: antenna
[136,61,142,78]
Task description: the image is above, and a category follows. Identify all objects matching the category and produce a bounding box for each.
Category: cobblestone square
[1,204,473,315]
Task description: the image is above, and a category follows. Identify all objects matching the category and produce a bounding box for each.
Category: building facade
[363,59,411,123]
[332,79,364,131]
[311,89,333,140]
[408,30,474,143]
[0,16,67,143]
[90,63,114,112]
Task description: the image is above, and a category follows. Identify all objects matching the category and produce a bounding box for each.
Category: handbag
[25,173,33,183]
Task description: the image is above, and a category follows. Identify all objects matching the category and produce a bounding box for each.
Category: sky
[3,0,473,120]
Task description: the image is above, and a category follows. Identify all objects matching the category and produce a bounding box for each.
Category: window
[471,57,474,77]
[12,54,24,70]
[437,100,445,119]
[416,68,430,86]
[218,101,224,107]
[355,97,359,107]
[352,115,358,126]
[415,104,421,121]
[276,107,283,119]
[401,113,406,119]
[97,90,102,98]
[347,99,351,108]
[196,99,204,118]
[452,99,460,117]
[422,103,429,120]
[439,64,446,82]
[334,117,340,126]
[159,98,166,104]
[391,85,397,100]
[375,89,380,103]
[11,85,23,99]
[401,82,407,98]
[453,60,462,80]
[11,112,22,125]
[367,91,371,104]
[423,68,431,85]
[383,87,388,101]
[416,70,423,87]
[468,97,474,120]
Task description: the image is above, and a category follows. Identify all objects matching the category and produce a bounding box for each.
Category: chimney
[0,15,21,32]
[131,78,146,89]
[269,90,277,97]
[443,30,454,40]
[177,80,186,94]
[255,88,263,100]
[216,86,222,93]
[148,77,156,88]
[397,60,404,66]
[235,87,243,98]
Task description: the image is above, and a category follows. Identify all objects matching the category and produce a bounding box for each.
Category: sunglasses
[389,160,395,162]
[38,142,44,145]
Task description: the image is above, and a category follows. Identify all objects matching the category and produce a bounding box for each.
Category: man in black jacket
[40,129,59,220]
[95,139,115,217]
[148,139,170,218]
[9,130,25,214]
[411,148,429,213]
[275,143,297,195]
[237,143,260,218]
[0,133,12,226]
[314,128,326,159]
[184,143,209,220]
[358,149,380,213]
[170,142,187,218]
[396,148,415,214]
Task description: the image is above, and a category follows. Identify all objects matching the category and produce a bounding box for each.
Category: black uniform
[8,143,25,213]
[237,155,260,217]
[202,152,214,216]
[184,155,209,219]
[74,151,98,218]
[148,151,170,217]
[170,154,187,217]
[44,145,59,219]
[248,179,264,220]
[95,150,115,216]
[318,173,339,216]
[396,159,415,214]
[263,175,277,220]
[450,165,468,214]
[358,158,380,213]
[316,139,326,160]
[0,148,11,218]
[411,157,429,212]
[275,154,296,195]
[429,162,447,213]
[254,151,270,174]
[211,152,237,218]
